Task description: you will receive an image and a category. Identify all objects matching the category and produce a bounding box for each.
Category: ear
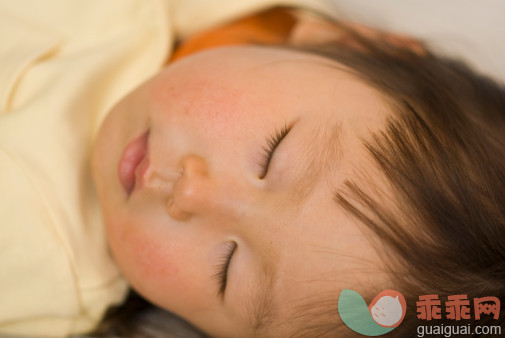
[288,13,426,55]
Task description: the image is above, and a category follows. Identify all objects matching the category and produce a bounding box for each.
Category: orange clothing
[171,8,297,62]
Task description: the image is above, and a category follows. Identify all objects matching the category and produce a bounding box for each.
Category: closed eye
[258,124,291,179]
[212,242,237,298]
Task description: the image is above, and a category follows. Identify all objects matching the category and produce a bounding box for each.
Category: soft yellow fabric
[0,0,170,335]
[0,0,335,336]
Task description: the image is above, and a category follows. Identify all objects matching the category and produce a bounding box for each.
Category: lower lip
[118,131,149,195]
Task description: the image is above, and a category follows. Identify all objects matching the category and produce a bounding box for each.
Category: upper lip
[117,130,150,196]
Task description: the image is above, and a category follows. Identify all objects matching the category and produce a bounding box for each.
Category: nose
[166,155,224,221]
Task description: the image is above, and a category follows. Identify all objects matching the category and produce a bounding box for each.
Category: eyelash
[213,241,237,297]
[259,124,290,179]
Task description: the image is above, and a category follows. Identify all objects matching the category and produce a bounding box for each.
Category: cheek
[106,218,182,292]
[105,216,211,312]
[152,72,268,131]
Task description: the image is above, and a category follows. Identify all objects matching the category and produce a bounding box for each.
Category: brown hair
[92,26,505,338]
[283,25,505,337]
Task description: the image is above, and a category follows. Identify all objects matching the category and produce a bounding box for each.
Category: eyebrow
[245,121,343,332]
[246,242,279,333]
[292,121,343,201]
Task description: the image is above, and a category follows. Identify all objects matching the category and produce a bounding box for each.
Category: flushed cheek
[152,73,264,132]
[107,220,181,289]
[107,220,207,309]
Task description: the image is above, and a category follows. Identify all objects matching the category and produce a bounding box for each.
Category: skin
[92,46,392,337]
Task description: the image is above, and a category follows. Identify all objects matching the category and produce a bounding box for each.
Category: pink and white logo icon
[369,290,407,328]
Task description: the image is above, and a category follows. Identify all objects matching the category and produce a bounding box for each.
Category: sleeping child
[1,0,504,337]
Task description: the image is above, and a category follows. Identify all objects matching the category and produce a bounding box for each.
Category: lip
[118,131,149,196]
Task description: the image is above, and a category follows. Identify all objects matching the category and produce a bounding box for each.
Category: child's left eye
[213,241,237,298]
[258,124,290,179]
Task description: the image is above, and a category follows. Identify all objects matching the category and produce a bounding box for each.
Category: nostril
[166,196,191,221]
[142,165,181,192]
[180,155,208,177]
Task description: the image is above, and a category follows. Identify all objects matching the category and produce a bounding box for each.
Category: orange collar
[170,7,297,63]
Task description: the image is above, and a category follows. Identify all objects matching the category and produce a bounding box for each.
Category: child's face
[92,46,391,336]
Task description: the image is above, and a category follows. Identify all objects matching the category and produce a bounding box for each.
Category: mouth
[118,131,150,196]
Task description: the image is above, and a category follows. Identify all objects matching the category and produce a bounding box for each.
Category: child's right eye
[258,124,290,179]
